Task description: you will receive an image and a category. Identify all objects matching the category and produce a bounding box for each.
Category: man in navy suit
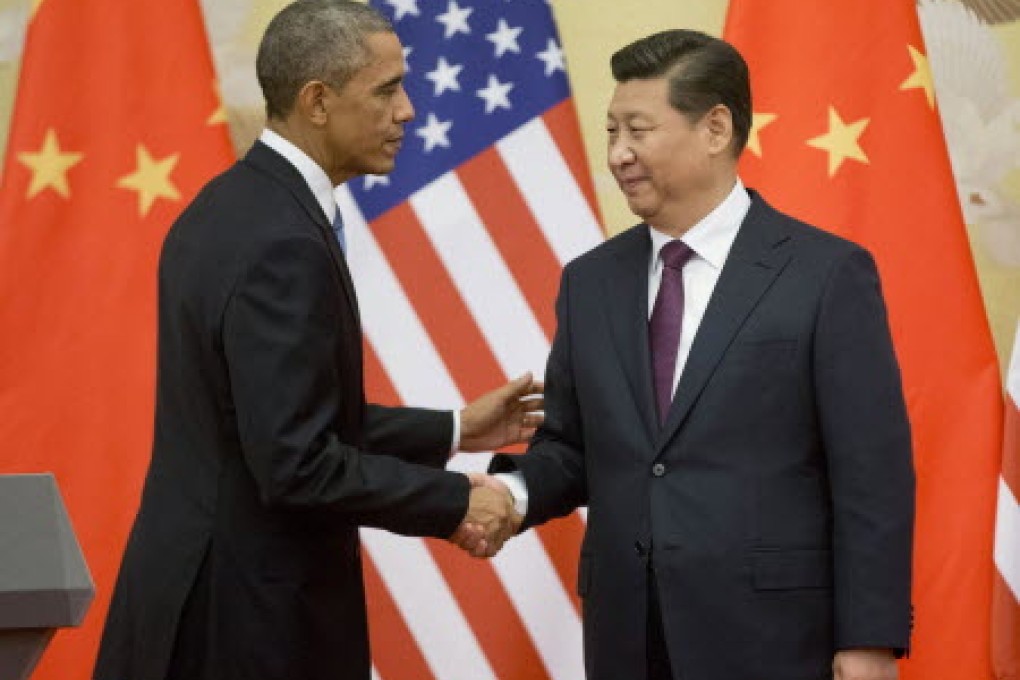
[94,3,536,679]
[485,29,914,680]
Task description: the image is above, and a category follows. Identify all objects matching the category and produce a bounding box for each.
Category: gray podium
[0,474,95,680]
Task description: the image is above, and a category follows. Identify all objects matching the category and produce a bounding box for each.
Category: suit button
[652,463,666,477]
[634,540,647,556]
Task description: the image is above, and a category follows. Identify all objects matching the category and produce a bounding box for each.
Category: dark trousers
[648,567,674,680]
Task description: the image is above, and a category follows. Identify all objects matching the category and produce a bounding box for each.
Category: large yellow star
[747,112,777,158]
[900,44,935,109]
[17,129,84,200]
[116,145,181,217]
[806,106,870,177]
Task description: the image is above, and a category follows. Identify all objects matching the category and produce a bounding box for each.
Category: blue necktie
[332,210,347,255]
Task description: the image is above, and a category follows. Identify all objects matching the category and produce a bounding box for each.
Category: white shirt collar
[648,178,751,271]
[259,129,337,225]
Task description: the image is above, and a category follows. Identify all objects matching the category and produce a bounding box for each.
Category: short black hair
[611,30,751,157]
[256,0,394,120]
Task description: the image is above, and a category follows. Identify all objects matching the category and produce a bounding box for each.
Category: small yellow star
[807,106,870,177]
[746,112,777,158]
[17,128,84,200]
[900,45,935,110]
[116,145,181,217]
[208,80,228,126]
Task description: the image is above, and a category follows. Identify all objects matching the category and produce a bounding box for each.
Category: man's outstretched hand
[459,373,544,452]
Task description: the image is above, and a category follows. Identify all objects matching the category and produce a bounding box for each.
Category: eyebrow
[376,74,404,91]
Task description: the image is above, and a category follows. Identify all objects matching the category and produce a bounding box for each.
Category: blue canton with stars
[353,0,570,221]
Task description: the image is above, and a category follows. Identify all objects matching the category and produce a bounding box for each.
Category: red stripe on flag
[457,149,560,339]
[542,99,604,230]
[370,203,503,399]
[425,539,554,680]
[992,569,1020,680]
[363,550,437,680]
[361,259,552,679]
[1004,394,1020,503]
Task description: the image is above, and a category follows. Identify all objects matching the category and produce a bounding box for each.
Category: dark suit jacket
[492,191,914,680]
[94,141,470,680]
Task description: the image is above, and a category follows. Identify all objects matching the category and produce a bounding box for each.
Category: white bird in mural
[918,0,1020,266]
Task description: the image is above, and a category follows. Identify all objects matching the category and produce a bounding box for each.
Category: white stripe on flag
[492,532,585,679]
[362,528,497,680]
[338,187,462,408]
[498,118,603,266]
[411,174,549,378]
[995,476,1020,601]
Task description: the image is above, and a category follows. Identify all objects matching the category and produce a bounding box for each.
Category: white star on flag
[425,56,463,96]
[385,0,419,21]
[476,74,514,113]
[402,46,412,72]
[486,19,523,58]
[537,38,565,76]
[436,0,472,39]
[416,112,452,152]
[363,174,391,190]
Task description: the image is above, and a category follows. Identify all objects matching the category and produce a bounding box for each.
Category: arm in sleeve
[363,404,453,468]
[813,248,915,654]
[490,265,587,528]
[223,234,468,538]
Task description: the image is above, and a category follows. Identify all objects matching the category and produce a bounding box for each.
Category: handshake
[449,472,522,558]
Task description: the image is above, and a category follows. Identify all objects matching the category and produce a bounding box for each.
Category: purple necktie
[649,240,694,426]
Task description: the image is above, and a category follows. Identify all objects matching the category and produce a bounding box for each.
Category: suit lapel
[243,141,361,325]
[654,193,793,454]
[602,226,658,446]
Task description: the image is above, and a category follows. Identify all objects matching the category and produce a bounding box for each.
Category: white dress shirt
[258,129,462,452]
[498,180,751,514]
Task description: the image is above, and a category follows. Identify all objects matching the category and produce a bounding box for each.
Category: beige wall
[1,0,1018,366]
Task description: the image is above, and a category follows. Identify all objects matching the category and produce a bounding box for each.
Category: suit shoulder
[563,224,646,275]
[764,204,872,263]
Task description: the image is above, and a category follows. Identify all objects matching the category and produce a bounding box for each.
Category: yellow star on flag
[17,128,84,200]
[899,44,935,109]
[208,80,228,126]
[807,106,870,177]
[116,144,181,217]
[747,112,777,158]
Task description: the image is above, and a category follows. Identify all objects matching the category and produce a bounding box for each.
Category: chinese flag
[725,2,1004,680]
[0,0,233,677]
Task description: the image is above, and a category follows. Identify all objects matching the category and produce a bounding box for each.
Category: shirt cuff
[450,410,461,454]
[494,471,529,516]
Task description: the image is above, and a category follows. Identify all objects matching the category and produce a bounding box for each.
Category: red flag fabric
[0,0,233,677]
[995,322,1020,680]
[724,2,1004,679]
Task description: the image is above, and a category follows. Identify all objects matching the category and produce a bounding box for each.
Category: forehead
[607,77,673,119]
[347,31,405,86]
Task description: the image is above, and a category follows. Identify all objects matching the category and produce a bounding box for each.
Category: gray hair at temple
[256,0,394,120]
[611,30,752,158]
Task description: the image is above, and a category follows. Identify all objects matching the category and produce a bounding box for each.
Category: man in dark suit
[486,30,914,680]
[93,3,534,679]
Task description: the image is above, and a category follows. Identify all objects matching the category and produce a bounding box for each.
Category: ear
[704,104,734,156]
[294,80,331,126]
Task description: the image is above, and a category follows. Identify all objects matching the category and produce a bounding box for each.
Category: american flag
[336,1,603,678]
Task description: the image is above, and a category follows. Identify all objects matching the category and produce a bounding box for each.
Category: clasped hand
[449,473,522,558]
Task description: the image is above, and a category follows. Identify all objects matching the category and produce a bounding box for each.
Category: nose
[396,86,415,123]
[608,136,635,170]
